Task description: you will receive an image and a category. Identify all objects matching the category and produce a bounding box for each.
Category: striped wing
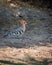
[7,27,25,38]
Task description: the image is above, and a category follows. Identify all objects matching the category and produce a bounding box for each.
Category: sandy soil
[0,45,52,65]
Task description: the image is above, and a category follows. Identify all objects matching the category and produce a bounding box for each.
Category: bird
[4,16,27,38]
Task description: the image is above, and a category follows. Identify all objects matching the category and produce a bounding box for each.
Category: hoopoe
[4,16,27,38]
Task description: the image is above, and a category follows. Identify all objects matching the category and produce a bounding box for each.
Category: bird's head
[18,16,27,25]
[19,18,27,25]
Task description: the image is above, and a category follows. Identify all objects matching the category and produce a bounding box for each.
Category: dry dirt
[0,45,52,65]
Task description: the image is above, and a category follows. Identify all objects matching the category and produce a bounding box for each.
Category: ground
[0,46,52,65]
